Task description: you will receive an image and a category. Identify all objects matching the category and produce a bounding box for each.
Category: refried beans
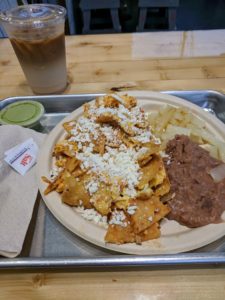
[163,135,225,228]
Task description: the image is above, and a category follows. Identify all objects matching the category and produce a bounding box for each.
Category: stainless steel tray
[1,90,225,270]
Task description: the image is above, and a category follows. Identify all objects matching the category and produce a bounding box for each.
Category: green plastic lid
[0,100,45,127]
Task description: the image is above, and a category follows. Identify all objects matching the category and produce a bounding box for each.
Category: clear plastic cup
[0,4,67,94]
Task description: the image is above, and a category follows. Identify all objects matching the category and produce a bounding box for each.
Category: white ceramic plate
[37,91,225,254]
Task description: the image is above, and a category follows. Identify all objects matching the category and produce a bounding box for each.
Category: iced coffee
[0,4,67,94]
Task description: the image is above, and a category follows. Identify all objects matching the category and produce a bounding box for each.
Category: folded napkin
[0,125,46,258]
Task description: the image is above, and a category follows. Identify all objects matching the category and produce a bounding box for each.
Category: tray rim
[1,89,225,106]
[1,253,225,270]
[1,89,225,270]
[38,91,225,255]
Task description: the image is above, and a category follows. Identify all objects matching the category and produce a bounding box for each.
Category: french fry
[150,104,225,162]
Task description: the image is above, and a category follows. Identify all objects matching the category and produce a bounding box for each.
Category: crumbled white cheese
[109,210,128,227]
[119,144,127,151]
[154,138,161,145]
[57,98,161,224]
[100,125,118,143]
[75,206,108,228]
[78,142,82,150]
[85,180,99,195]
[78,116,99,130]
[69,132,91,143]
[127,205,137,215]
[148,216,153,222]
[133,130,152,143]
[76,147,140,197]
[137,147,149,156]
[50,167,62,180]
[69,116,100,145]
[89,102,152,142]
[91,104,132,123]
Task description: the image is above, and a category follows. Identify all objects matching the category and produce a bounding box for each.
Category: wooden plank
[0,269,225,300]
[1,77,225,101]
[0,36,132,64]
[1,58,225,84]
[2,53,225,70]
[67,60,225,83]
[132,30,225,58]
[1,30,225,65]
[1,29,225,63]
[61,78,225,95]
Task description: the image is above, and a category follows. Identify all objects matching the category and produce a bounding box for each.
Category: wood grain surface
[1,30,225,100]
[0,268,225,300]
[1,30,225,299]
[0,269,225,300]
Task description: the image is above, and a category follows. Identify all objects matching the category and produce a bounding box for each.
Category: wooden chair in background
[137,0,180,31]
[1,0,180,37]
[80,0,121,34]
[42,0,76,35]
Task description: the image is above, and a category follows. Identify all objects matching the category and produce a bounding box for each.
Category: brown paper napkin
[0,125,46,258]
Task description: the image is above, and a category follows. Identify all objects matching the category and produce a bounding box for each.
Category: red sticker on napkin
[4,138,38,175]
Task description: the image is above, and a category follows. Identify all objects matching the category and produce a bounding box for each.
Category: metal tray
[1,90,225,270]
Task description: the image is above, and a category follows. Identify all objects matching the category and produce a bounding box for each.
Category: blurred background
[1,0,225,36]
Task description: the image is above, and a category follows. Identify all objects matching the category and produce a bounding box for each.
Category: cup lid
[0,4,66,27]
[0,100,45,127]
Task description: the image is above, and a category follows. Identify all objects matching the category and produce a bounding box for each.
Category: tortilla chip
[138,155,164,190]
[62,177,91,208]
[105,223,135,244]
[92,184,113,216]
[137,222,160,242]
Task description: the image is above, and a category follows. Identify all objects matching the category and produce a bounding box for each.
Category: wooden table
[1,29,225,98]
[1,29,225,299]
